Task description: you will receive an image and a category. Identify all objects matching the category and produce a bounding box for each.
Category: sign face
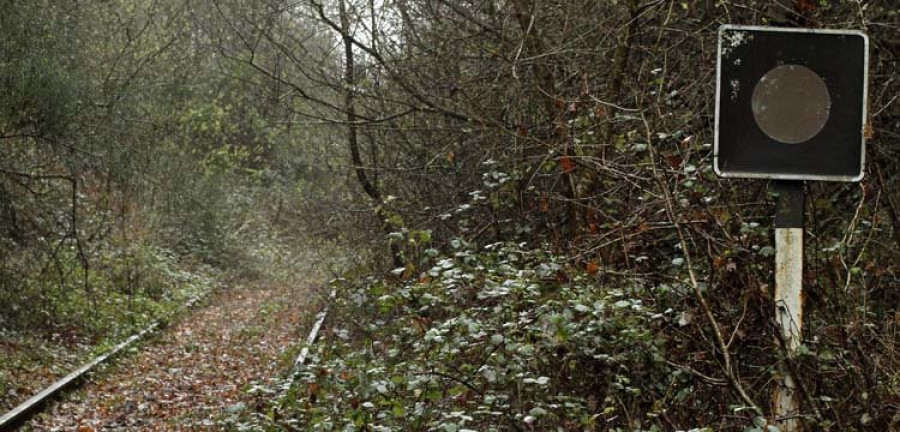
[715,25,869,182]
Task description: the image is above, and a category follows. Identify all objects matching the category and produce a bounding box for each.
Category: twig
[663,360,728,386]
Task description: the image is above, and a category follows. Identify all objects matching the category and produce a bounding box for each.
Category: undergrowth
[230,229,900,431]
[236,240,715,431]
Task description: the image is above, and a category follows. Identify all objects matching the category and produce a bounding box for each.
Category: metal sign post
[773,181,805,430]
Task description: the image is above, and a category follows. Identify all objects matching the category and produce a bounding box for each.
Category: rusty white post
[773,180,805,431]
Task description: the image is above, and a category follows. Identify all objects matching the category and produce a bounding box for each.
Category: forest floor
[24,280,312,431]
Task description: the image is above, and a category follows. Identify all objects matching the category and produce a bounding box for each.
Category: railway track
[0,287,333,431]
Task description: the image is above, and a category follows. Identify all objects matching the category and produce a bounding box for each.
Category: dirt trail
[27,281,310,431]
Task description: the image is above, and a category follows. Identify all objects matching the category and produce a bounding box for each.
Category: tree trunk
[339,0,403,268]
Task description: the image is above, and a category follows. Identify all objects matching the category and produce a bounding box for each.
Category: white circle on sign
[751,64,831,144]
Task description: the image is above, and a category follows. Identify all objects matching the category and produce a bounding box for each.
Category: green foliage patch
[241,241,703,431]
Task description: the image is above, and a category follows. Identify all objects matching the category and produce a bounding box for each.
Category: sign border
[714,24,869,182]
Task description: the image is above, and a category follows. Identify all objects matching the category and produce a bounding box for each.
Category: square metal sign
[715,25,869,182]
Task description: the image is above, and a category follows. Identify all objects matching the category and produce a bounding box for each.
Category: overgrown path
[27,281,311,430]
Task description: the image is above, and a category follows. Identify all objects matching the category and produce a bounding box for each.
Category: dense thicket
[0,0,300,330]
[1,0,899,429]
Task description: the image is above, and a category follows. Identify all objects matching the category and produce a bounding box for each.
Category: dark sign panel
[715,25,868,181]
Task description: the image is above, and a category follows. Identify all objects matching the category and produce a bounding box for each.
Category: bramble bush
[244,240,718,431]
